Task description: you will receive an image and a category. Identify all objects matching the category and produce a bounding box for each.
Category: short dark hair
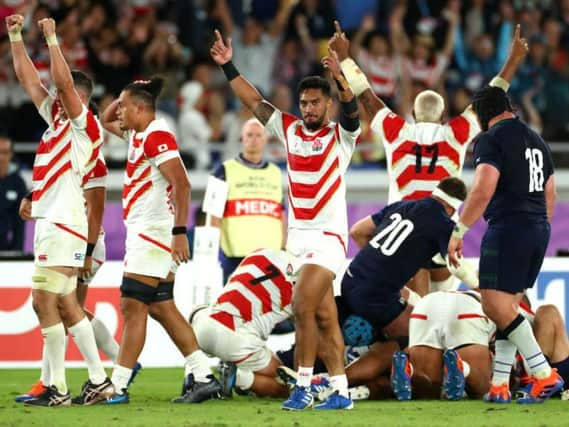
[437,177,467,201]
[297,76,331,98]
[71,70,94,99]
[124,76,165,110]
[472,86,514,131]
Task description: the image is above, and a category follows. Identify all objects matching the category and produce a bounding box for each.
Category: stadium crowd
[0,0,569,170]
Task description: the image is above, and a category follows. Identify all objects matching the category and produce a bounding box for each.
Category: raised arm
[269,0,297,39]
[210,29,276,124]
[329,21,386,118]
[6,14,49,109]
[491,24,528,87]
[350,15,375,59]
[441,5,460,59]
[159,158,191,264]
[100,99,124,137]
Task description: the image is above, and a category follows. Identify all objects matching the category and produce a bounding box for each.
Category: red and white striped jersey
[358,50,399,98]
[122,118,182,227]
[371,107,480,203]
[83,151,108,190]
[211,249,294,340]
[31,96,103,225]
[265,110,359,236]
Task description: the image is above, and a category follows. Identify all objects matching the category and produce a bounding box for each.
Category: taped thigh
[32,267,75,295]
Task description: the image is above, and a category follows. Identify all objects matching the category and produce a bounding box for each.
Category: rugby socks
[297,366,313,388]
[91,317,119,362]
[42,322,67,394]
[184,350,211,383]
[111,365,132,393]
[505,314,552,379]
[69,317,107,385]
[329,374,350,398]
[235,369,255,390]
[39,335,68,385]
[492,336,517,386]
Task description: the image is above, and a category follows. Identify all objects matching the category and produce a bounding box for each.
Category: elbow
[54,77,74,93]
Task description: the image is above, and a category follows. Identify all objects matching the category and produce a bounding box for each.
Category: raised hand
[38,17,56,39]
[5,14,24,35]
[510,24,529,63]
[322,48,342,78]
[328,20,350,61]
[210,29,233,65]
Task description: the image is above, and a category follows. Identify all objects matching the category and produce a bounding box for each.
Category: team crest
[128,149,136,161]
[312,139,323,152]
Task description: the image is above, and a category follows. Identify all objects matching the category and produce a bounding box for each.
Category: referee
[448,25,563,404]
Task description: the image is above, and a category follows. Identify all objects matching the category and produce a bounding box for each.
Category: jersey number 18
[525,148,544,192]
[370,213,415,256]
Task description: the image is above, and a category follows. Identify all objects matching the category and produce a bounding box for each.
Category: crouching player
[189,248,297,398]
[391,290,494,401]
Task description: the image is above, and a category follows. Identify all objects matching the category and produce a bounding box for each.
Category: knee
[32,294,53,318]
[293,297,316,321]
[148,304,164,322]
[535,304,563,327]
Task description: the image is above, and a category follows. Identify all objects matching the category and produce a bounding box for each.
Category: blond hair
[413,90,445,123]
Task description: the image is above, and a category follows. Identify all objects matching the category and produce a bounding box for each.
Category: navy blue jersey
[347,198,455,291]
[473,118,554,224]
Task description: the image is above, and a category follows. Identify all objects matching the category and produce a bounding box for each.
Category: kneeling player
[189,248,296,398]
[391,291,493,401]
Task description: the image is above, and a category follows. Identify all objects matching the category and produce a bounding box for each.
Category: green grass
[0,368,567,427]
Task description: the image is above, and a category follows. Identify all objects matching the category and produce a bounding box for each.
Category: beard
[303,115,325,131]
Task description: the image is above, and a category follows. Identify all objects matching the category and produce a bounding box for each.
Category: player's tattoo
[254,101,276,125]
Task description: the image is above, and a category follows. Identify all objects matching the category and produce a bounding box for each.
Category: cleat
[276,366,298,389]
[282,385,314,411]
[310,376,332,401]
[171,374,222,403]
[127,362,142,387]
[344,345,370,365]
[514,383,532,400]
[443,349,466,401]
[25,385,71,407]
[349,385,370,401]
[517,369,564,404]
[219,362,237,398]
[106,389,130,405]
[314,391,354,410]
[483,383,511,403]
[71,377,114,406]
[15,380,48,403]
[391,351,412,401]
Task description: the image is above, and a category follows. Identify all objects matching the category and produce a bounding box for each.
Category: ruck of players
[6,6,567,414]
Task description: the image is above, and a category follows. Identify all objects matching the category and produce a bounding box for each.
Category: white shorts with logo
[124,226,176,279]
[286,228,347,276]
[81,232,106,286]
[192,307,273,372]
[409,291,494,350]
[34,219,87,268]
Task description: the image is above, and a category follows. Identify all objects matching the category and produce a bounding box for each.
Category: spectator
[178,81,211,170]
[0,134,27,251]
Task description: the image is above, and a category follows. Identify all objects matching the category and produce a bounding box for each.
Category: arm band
[221,61,240,81]
[339,58,372,97]
[46,34,58,47]
[339,98,360,132]
[489,76,510,92]
[8,31,22,42]
[451,222,470,239]
[86,243,95,257]
[172,226,187,235]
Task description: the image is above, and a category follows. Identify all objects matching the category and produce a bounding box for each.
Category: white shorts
[81,232,106,286]
[124,226,176,279]
[409,291,494,350]
[286,228,347,276]
[34,219,87,268]
[192,307,273,372]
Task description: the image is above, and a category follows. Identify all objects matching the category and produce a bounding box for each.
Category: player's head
[118,76,164,130]
[240,118,268,156]
[297,76,332,131]
[413,90,445,123]
[0,132,13,177]
[432,177,467,216]
[471,85,514,131]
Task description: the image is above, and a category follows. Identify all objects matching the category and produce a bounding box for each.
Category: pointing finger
[514,24,520,40]
[334,20,342,35]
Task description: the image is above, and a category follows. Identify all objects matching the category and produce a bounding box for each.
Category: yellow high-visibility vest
[221,158,283,257]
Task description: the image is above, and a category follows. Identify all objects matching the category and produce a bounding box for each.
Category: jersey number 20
[369,213,415,256]
[525,148,544,192]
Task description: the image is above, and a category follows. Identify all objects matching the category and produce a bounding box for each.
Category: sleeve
[371,205,391,226]
[264,109,298,146]
[83,156,108,190]
[37,95,57,125]
[473,133,502,171]
[448,109,480,146]
[337,120,361,160]
[543,140,555,179]
[212,163,226,181]
[144,130,180,167]
[370,108,406,145]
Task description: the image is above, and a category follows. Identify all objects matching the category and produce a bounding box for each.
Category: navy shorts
[479,221,550,294]
[340,273,407,331]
